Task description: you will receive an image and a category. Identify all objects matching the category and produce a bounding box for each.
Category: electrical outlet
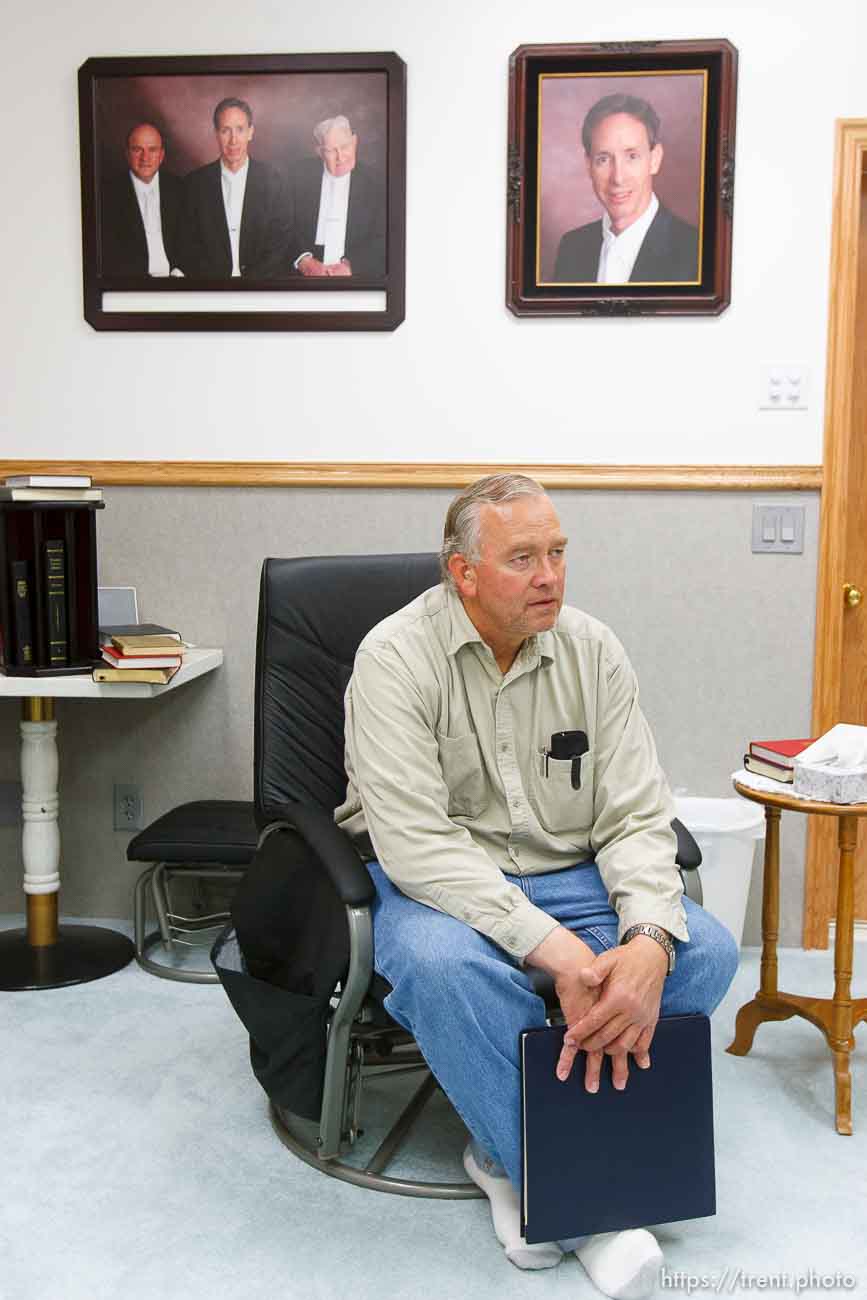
[113,783,143,831]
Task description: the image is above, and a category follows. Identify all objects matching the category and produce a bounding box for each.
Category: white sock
[574,1229,664,1300]
[462,1145,563,1270]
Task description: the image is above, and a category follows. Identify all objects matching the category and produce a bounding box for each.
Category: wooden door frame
[804,120,867,947]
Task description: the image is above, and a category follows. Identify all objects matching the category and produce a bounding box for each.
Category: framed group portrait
[78,52,406,332]
[506,39,738,317]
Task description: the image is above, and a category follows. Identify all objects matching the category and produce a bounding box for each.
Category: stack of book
[1,473,103,503]
[95,624,184,684]
[743,738,815,784]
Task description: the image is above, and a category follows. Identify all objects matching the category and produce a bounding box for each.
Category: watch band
[620,923,676,975]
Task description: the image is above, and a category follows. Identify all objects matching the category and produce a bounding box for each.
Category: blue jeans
[366,859,739,1192]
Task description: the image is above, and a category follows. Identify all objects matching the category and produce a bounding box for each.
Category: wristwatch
[620,923,676,975]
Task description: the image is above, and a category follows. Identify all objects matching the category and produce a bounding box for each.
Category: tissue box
[794,760,867,804]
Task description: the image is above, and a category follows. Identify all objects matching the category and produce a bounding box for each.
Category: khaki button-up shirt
[335,584,688,962]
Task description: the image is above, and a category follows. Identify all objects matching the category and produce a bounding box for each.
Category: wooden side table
[0,649,223,991]
[727,778,867,1134]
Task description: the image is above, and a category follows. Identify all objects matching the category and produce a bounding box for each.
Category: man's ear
[649,141,663,176]
[447,552,477,597]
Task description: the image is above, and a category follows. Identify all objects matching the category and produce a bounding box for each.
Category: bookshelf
[0,502,103,676]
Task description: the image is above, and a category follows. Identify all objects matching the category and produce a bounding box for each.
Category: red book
[748,738,815,768]
[101,645,182,670]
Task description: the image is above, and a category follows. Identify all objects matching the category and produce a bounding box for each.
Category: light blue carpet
[2,920,864,1300]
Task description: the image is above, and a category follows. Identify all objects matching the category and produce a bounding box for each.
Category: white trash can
[673,796,766,946]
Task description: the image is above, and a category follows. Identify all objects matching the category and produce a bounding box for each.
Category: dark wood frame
[78,52,406,333]
[506,39,737,317]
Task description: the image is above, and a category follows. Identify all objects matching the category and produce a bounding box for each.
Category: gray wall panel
[0,487,820,946]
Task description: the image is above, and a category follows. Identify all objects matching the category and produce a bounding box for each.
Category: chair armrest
[259,807,698,901]
[672,817,701,872]
[260,800,375,907]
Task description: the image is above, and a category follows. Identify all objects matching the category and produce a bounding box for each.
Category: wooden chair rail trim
[0,461,823,490]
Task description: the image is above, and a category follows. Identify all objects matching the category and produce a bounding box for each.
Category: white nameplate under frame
[102,291,387,313]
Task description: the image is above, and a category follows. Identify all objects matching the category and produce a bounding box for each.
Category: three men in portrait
[99,102,386,281]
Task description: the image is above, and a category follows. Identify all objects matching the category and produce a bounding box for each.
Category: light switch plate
[752,504,805,554]
[759,364,809,410]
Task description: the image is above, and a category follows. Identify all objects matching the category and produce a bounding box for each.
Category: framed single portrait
[78,52,406,332]
[506,39,737,317]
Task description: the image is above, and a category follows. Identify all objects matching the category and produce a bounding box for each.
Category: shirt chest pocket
[436,732,488,819]
[530,752,595,838]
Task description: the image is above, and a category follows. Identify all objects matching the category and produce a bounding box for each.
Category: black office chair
[129,800,258,983]
[213,554,702,1197]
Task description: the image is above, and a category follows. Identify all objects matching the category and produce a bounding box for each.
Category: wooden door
[805,122,867,947]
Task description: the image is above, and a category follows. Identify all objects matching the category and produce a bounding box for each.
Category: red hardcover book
[101,645,182,670]
[748,738,814,768]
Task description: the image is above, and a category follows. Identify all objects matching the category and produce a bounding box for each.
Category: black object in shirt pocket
[531,752,594,838]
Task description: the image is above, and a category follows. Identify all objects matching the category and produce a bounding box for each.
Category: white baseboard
[827,920,867,945]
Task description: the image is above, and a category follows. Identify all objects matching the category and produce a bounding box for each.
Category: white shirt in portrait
[314,169,351,264]
[130,170,170,277]
[596,192,659,285]
[221,159,249,277]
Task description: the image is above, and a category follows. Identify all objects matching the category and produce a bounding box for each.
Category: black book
[10,559,34,666]
[43,539,68,666]
[98,622,180,642]
[521,1014,716,1244]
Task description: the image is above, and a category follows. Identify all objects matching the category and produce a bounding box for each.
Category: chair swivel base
[135,928,222,984]
[0,924,134,991]
[133,865,237,985]
[270,1068,484,1199]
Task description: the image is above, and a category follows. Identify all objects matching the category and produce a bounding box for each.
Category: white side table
[0,648,223,990]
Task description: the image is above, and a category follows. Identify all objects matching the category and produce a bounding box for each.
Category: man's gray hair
[440,473,547,587]
[313,114,354,145]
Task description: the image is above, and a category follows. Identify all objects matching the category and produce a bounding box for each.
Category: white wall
[1,0,864,465]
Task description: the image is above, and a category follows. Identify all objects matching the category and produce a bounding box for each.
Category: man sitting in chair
[335,473,737,1300]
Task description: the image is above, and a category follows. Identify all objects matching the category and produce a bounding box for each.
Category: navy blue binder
[520,1014,716,1244]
